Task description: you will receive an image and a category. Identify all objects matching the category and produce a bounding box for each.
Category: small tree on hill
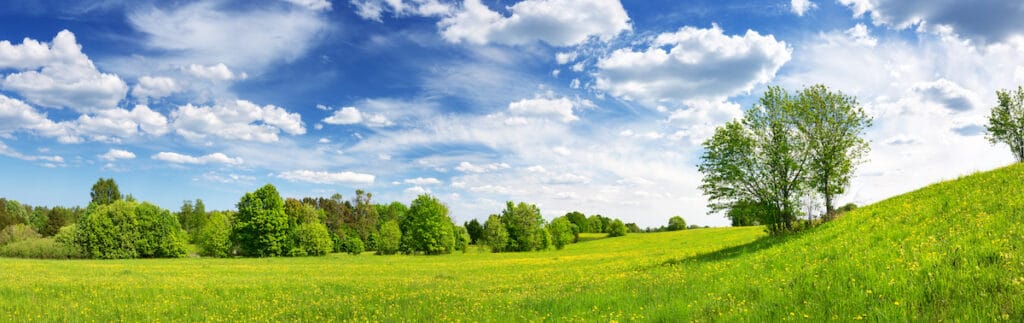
[986,86,1024,162]
[607,219,627,237]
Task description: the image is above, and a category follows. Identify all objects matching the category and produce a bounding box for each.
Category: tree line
[0,179,631,259]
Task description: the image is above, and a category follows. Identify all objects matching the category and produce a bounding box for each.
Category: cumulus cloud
[845,23,877,47]
[595,24,790,107]
[507,96,579,122]
[456,161,510,173]
[439,0,631,46]
[276,169,376,184]
[131,76,180,99]
[185,63,246,81]
[404,185,430,195]
[128,2,328,71]
[284,0,332,11]
[74,105,170,141]
[911,78,980,112]
[170,100,305,143]
[838,0,1024,45]
[322,106,393,126]
[0,30,127,112]
[0,94,77,142]
[99,148,136,161]
[666,100,743,144]
[153,151,243,165]
[404,177,442,185]
[351,0,452,21]
[791,0,816,16]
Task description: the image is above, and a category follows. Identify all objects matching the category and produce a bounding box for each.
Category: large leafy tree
[794,85,872,219]
[481,214,508,253]
[667,216,687,231]
[401,194,455,255]
[564,211,589,235]
[500,201,545,252]
[986,86,1024,162]
[376,220,402,255]
[547,216,574,250]
[90,178,122,206]
[699,87,810,234]
[234,184,290,257]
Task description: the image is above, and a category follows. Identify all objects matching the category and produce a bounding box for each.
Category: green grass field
[2,163,1024,321]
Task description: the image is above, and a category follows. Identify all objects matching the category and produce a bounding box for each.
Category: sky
[0,0,1021,228]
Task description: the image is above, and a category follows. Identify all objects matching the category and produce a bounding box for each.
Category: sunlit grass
[1,163,1023,321]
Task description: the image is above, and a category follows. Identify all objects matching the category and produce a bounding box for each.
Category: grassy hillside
[1,164,1023,321]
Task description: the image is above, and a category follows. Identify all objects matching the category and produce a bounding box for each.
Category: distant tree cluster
[698,85,872,235]
[476,205,630,253]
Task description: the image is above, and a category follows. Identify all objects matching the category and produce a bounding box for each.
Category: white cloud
[552,146,571,156]
[507,96,579,122]
[595,24,790,107]
[74,104,171,141]
[128,2,328,71]
[404,185,430,195]
[0,94,78,142]
[791,0,816,16]
[0,140,64,165]
[170,100,305,143]
[666,100,743,144]
[322,106,393,126]
[911,78,980,112]
[152,151,243,165]
[351,0,452,21]
[439,0,631,46]
[555,51,577,65]
[404,177,442,185]
[198,171,255,184]
[185,63,246,81]
[131,76,180,99]
[318,137,331,144]
[99,148,136,161]
[845,23,877,47]
[284,0,333,11]
[0,30,127,112]
[456,161,510,173]
[276,169,376,184]
[838,0,1024,45]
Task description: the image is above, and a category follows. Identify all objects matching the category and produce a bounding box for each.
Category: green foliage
[376,220,402,255]
[793,85,871,218]
[41,206,77,237]
[548,217,574,250]
[234,184,290,257]
[177,199,207,240]
[0,223,40,246]
[587,215,606,233]
[565,211,589,234]
[343,236,365,255]
[726,200,766,227]
[377,201,407,226]
[90,178,122,206]
[454,225,470,253]
[135,202,188,258]
[27,206,47,234]
[667,216,687,231]
[401,194,455,255]
[464,218,483,244]
[625,223,641,233]
[351,190,379,245]
[987,86,1024,162]
[607,219,627,237]
[0,237,81,259]
[197,211,233,257]
[74,200,139,259]
[0,198,29,231]
[500,201,545,252]
[291,222,333,256]
[481,214,508,253]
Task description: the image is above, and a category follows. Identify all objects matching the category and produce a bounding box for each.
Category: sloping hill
[580,163,1024,321]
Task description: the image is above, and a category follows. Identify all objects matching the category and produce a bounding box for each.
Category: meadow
[2,163,1024,321]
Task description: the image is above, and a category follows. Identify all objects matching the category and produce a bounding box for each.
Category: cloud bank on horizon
[0,0,1021,227]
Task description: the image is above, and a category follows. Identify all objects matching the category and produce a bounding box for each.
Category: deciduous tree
[986,86,1024,162]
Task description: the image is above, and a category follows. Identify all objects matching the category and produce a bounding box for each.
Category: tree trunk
[825,193,834,221]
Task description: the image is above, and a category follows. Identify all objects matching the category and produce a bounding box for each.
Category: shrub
[0,237,81,259]
[608,219,628,237]
[75,201,140,259]
[135,202,188,258]
[376,220,402,255]
[548,217,574,250]
[343,236,365,255]
[197,212,233,257]
[53,224,80,256]
[292,222,333,256]
[0,223,40,246]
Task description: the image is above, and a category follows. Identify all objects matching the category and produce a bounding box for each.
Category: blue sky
[0,0,1020,227]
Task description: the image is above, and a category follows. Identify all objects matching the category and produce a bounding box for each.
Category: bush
[548,217,574,250]
[54,224,80,255]
[75,201,140,259]
[376,220,402,255]
[608,219,627,237]
[197,212,233,257]
[343,236,365,255]
[0,237,81,259]
[292,222,333,256]
[0,223,40,246]
[135,202,188,258]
